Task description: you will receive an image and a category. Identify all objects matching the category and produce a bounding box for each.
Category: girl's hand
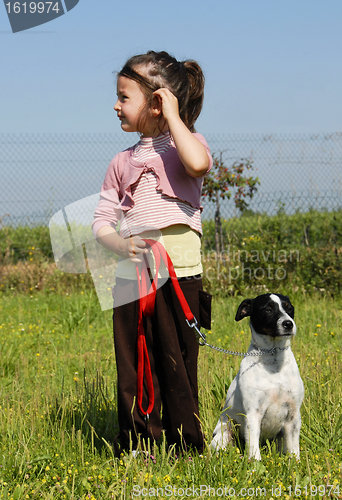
[96,226,148,262]
[124,235,148,263]
[153,88,180,125]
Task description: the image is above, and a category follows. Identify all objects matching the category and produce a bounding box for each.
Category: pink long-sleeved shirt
[92,132,212,238]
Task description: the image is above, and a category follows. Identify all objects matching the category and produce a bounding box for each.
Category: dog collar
[250,344,290,356]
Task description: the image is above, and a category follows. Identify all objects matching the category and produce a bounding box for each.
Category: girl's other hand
[153,88,180,124]
[125,235,148,262]
[96,226,148,262]
[153,88,209,177]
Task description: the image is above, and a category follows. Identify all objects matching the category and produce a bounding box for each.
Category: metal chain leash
[187,319,290,357]
[199,338,290,357]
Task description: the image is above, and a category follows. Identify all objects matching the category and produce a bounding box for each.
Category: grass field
[0,288,341,499]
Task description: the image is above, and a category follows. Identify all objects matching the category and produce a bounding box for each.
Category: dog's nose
[282,320,293,330]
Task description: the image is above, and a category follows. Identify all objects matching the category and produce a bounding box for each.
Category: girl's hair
[118,50,205,133]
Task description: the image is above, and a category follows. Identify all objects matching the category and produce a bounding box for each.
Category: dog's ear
[235,299,253,321]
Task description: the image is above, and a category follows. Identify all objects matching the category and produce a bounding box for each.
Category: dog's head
[235,293,296,338]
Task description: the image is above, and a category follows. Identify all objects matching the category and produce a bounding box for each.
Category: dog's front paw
[249,449,262,461]
[210,434,225,451]
[211,420,235,451]
[210,429,232,451]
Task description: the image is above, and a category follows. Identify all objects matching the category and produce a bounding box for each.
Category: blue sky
[1,0,342,135]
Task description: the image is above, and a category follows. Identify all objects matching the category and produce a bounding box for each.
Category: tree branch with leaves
[202,153,260,255]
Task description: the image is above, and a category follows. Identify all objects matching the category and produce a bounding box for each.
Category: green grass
[0,288,341,499]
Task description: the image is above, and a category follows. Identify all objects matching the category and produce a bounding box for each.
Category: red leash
[135,239,199,420]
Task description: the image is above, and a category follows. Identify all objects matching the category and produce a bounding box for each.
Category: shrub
[1,210,341,296]
[201,209,342,296]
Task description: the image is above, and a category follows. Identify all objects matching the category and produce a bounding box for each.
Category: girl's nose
[114,100,120,111]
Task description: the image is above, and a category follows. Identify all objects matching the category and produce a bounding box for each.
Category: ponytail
[181,60,205,132]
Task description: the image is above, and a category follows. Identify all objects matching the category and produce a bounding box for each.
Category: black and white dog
[211,293,304,461]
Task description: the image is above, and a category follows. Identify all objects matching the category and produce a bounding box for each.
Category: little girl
[92,50,213,455]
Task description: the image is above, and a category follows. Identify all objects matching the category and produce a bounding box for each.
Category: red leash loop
[135,239,196,419]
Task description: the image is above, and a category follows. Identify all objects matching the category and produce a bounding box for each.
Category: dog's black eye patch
[261,303,277,315]
[251,301,279,336]
[282,301,294,318]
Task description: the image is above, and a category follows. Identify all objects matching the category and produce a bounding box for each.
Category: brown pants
[113,276,211,454]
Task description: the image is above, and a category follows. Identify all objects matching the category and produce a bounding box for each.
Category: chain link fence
[1,132,341,228]
[1,132,341,292]
[206,132,342,217]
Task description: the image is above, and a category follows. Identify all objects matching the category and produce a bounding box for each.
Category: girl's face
[114,76,151,135]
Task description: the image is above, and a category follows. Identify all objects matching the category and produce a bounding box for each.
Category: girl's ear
[151,94,162,117]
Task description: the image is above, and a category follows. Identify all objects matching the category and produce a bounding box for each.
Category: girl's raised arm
[153,88,209,177]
